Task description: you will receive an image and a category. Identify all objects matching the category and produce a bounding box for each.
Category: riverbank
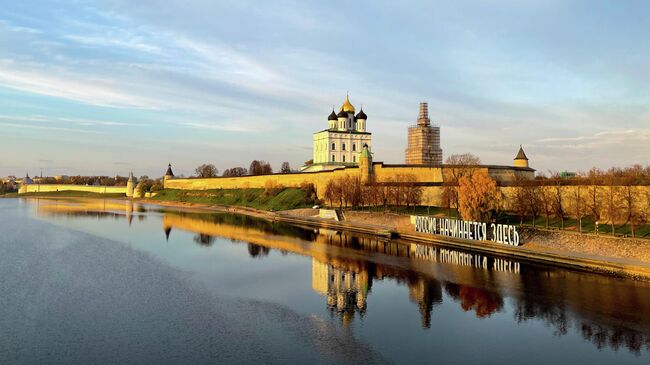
[136,198,650,280]
[11,194,650,280]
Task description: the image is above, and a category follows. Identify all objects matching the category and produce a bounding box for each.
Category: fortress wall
[20,184,128,194]
[372,164,444,182]
[164,167,361,197]
[163,164,531,203]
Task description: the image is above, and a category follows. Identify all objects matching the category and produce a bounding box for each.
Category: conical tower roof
[165,163,174,177]
[514,145,528,160]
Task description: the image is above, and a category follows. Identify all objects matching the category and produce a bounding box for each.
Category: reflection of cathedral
[312,258,371,324]
[407,278,442,328]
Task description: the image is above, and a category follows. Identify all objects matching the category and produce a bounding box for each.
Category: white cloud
[538,129,650,148]
[0,60,162,108]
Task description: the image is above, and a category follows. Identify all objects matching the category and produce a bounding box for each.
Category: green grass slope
[152,188,315,211]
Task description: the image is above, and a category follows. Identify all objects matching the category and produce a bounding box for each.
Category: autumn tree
[194,164,218,178]
[445,153,481,211]
[458,170,498,221]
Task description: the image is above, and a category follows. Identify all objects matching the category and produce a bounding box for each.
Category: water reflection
[31,198,650,355]
[161,211,650,354]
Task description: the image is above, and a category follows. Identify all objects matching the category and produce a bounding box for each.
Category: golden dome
[340,94,355,113]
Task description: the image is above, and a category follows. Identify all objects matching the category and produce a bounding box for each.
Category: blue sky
[1,0,648,177]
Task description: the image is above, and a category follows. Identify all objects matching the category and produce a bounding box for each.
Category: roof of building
[359,144,371,158]
[355,108,367,120]
[337,109,348,118]
[514,145,529,160]
[314,129,372,135]
[165,163,174,176]
[340,94,355,113]
[328,109,338,120]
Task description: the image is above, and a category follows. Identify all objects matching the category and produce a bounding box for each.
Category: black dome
[328,110,337,120]
[356,109,367,120]
[337,109,348,118]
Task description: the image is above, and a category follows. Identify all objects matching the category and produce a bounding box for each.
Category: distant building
[302,95,372,172]
[513,145,530,168]
[560,171,577,179]
[405,102,442,165]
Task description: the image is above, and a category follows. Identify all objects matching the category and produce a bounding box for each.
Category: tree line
[508,166,650,237]
[323,174,423,210]
[194,160,293,178]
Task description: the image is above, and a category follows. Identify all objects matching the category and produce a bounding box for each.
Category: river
[1,198,649,364]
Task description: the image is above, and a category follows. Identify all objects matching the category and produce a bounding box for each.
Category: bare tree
[620,180,641,237]
[603,173,620,235]
[249,160,273,175]
[194,164,218,178]
[525,182,542,228]
[280,161,291,174]
[324,179,337,208]
[549,176,565,229]
[570,184,585,233]
[586,168,602,233]
[539,186,554,228]
[440,183,456,217]
[512,175,529,225]
[222,167,247,177]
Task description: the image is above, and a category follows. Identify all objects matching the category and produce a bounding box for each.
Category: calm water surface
[1,198,649,364]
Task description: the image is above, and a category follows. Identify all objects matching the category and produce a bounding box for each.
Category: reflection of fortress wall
[36,199,135,214]
[19,184,127,195]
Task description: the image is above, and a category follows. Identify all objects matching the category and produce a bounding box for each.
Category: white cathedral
[301,95,372,172]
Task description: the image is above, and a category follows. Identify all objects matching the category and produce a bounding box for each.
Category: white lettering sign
[412,216,520,246]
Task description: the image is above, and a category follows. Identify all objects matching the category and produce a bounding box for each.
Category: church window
[331,143,335,150]
[352,143,356,151]
[332,155,335,162]
[343,155,346,162]
[353,155,356,162]
[342,143,346,151]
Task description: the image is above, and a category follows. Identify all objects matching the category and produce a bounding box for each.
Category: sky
[1,0,649,178]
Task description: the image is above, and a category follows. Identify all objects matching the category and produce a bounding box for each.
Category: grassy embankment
[349,205,650,238]
[1,191,126,198]
[152,188,315,211]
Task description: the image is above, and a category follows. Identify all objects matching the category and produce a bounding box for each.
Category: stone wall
[163,163,533,205]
